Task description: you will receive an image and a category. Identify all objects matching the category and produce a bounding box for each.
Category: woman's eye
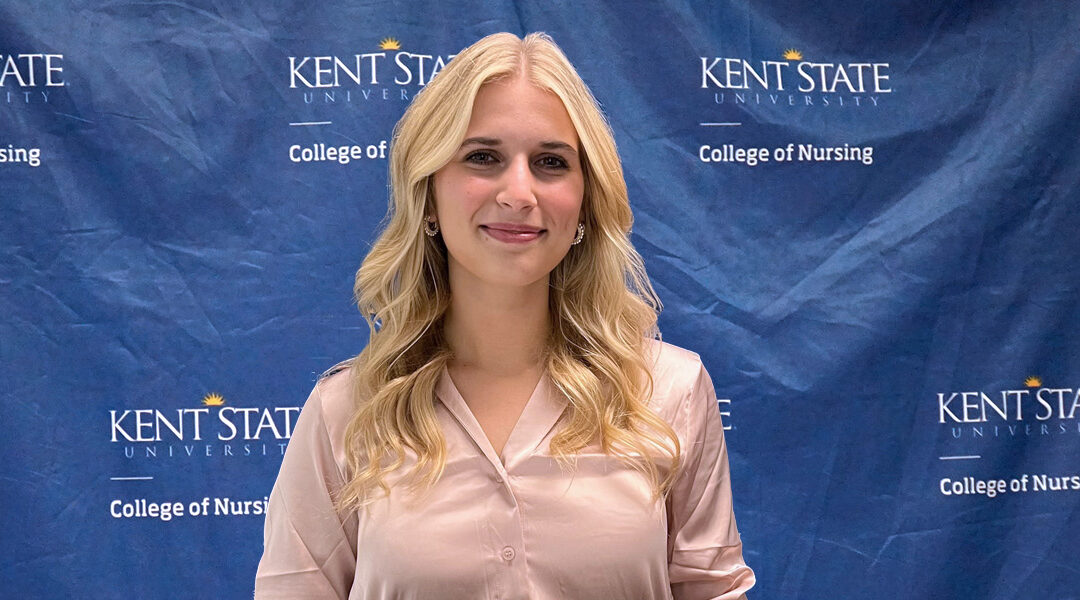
[465,150,497,165]
[537,155,569,170]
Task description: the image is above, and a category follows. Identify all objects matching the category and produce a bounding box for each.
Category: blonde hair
[338,32,680,510]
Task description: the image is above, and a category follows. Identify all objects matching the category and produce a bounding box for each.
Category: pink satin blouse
[255,340,755,599]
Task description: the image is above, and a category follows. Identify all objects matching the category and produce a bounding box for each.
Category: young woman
[256,32,755,599]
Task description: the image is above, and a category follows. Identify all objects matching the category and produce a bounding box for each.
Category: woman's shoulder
[644,338,707,384]
[298,360,356,452]
[642,338,710,414]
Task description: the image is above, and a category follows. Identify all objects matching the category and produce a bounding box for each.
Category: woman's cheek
[458,178,494,209]
[549,185,585,225]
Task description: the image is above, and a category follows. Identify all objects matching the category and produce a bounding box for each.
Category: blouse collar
[435,366,569,471]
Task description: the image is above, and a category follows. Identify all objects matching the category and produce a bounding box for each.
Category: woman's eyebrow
[458,137,577,154]
[460,136,500,147]
[539,140,578,154]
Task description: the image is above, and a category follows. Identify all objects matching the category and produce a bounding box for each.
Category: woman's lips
[480,225,545,244]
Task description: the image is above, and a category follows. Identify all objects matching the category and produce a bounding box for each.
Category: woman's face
[432,76,585,291]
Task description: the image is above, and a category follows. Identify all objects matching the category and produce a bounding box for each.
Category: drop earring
[424,218,440,237]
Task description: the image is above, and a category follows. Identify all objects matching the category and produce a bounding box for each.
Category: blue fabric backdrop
[3,1,1079,598]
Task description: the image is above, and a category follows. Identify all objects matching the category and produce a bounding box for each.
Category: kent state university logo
[700,47,893,108]
[937,375,1080,441]
[110,392,301,459]
[288,36,457,105]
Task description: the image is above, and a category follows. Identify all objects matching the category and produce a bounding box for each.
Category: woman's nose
[496,155,537,210]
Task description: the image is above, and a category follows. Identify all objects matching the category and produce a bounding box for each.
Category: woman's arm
[667,360,756,599]
[255,379,358,599]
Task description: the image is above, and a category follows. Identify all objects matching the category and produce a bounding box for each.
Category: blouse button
[494,474,504,484]
[501,546,516,561]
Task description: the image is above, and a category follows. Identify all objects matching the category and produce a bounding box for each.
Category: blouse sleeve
[255,381,359,599]
[667,360,756,599]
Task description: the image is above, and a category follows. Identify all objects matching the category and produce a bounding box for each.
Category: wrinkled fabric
[255,340,754,599]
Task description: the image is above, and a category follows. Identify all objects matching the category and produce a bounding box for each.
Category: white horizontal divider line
[700,122,742,126]
[289,121,332,126]
[110,476,154,481]
[938,455,981,460]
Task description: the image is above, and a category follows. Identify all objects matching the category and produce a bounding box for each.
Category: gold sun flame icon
[1024,376,1042,388]
[379,37,401,51]
[783,48,803,61]
[202,393,226,406]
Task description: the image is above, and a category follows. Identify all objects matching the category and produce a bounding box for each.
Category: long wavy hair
[337,32,680,511]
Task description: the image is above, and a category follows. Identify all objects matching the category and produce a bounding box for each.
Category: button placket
[492,464,528,598]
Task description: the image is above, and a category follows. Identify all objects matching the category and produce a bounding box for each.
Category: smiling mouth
[480,225,546,243]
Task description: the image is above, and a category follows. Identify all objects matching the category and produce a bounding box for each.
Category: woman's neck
[443,271,550,376]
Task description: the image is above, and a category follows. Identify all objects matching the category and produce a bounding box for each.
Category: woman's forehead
[465,76,579,145]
